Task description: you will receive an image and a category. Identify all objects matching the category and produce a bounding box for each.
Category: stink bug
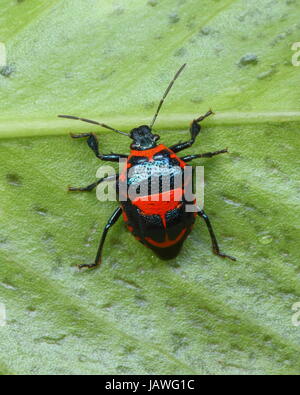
[59,64,236,269]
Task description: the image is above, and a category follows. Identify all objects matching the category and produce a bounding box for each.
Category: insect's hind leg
[197,209,236,261]
[71,133,127,162]
[169,110,214,153]
[68,175,118,192]
[78,207,123,270]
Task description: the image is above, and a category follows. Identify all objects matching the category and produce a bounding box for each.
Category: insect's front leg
[68,174,119,192]
[71,133,128,162]
[169,110,214,153]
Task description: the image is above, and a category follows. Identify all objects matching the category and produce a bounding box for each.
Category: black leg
[198,209,236,261]
[181,149,228,162]
[78,207,123,270]
[68,175,118,192]
[71,133,127,162]
[169,110,213,153]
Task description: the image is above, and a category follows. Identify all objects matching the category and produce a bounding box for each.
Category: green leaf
[0,0,299,375]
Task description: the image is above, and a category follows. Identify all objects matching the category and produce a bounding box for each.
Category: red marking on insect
[127,225,134,232]
[146,228,187,248]
[129,144,165,160]
[133,188,183,229]
[122,210,128,222]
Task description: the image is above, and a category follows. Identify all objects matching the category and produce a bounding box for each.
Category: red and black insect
[59,64,236,269]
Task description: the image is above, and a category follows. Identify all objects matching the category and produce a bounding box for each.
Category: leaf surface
[0,0,299,375]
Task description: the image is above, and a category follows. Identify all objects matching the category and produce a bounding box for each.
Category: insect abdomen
[120,145,196,259]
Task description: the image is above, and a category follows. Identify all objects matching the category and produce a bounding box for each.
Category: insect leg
[68,175,118,192]
[181,149,228,162]
[78,207,123,270]
[169,110,214,153]
[197,209,236,261]
[71,133,127,162]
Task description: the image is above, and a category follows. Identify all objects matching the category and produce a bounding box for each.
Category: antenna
[58,115,130,137]
[150,63,186,129]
